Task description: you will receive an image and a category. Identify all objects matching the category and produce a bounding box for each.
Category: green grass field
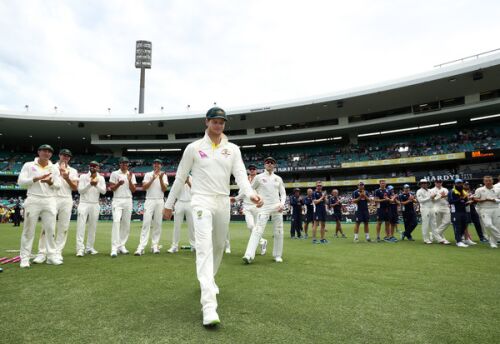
[1,221,499,344]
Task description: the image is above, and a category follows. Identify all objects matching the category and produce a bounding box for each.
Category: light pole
[135,40,152,114]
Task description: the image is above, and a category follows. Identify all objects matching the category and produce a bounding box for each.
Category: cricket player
[329,189,345,238]
[416,179,436,244]
[76,161,106,256]
[352,182,371,242]
[399,184,417,241]
[163,107,262,327]
[303,189,314,239]
[474,175,500,249]
[386,185,399,242]
[109,157,137,257]
[167,176,195,254]
[17,144,62,268]
[242,156,286,263]
[448,179,469,247]
[231,164,268,252]
[463,181,486,243]
[312,182,328,244]
[33,149,79,263]
[430,180,451,245]
[135,159,168,255]
[289,188,304,239]
[374,180,392,242]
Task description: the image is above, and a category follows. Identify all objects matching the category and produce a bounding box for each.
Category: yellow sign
[341,152,466,169]
[230,177,416,189]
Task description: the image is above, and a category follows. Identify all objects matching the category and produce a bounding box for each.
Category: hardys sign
[421,173,473,182]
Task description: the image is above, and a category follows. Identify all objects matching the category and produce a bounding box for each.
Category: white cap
[419,178,429,184]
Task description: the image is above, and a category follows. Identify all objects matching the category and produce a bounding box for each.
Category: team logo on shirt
[262,178,267,183]
[221,149,231,157]
[198,150,208,159]
[197,210,203,218]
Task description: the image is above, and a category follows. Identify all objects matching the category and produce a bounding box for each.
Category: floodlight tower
[135,40,152,114]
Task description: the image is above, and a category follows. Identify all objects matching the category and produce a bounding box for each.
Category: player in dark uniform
[12,201,22,227]
[448,179,469,247]
[290,188,304,239]
[374,180,391,242]
[303,189,314,239]
[329,189,346,238]
[463,181,487,243]
[398,184,417,241]
[353,182,371,242]
[312,182,328,244]
[387,185,399,242]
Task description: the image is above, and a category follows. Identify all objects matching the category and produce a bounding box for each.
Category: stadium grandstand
[0,52,499,220]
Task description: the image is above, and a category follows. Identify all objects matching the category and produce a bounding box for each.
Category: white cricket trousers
[76,202,100,252]
[111,198,133,252]
[244,206,266,245]
[20,196,57,261]
[137,199,164,251]
[191,194,230,311]
[434,208,451,242]
[38,197,73,256]
[172,200,195,248]
[420,207,436,242]
[479,208,500,245]
[244,209,284,260]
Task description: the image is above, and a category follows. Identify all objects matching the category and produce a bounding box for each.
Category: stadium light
[381,127,418,135]
[419,124,439,129]
[24,105,29,112]
[127,148,182,152]
[135,40,152,114]
[470,113,500,121]
[358,132,380,137]
[241,145,256,148]
[440,121,457,126]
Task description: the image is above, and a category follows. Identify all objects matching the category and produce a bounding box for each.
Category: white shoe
[134,249,144,256]
[152,246,160,254]
[20,259,30,268]
[202,307,220,327]
[464,239,476,245]
[490,243,498,249]
[424,240,432,245]
[76,250,84,257]
[225,247,231,254]
[242,256,253,264]
[214,282,220,295]
[118,247,129,255]
[456,242,469,248]
[33,254,46,264]
[260,239,268,255]
[46,257,63,265]
[110,250,118,258]
[274,256,283,263]
[440,240,451,245]
[86,248,99,255]
[167,246,178,253]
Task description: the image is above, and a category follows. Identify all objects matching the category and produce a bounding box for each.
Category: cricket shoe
[202,307,220,327]
[424,240,433,244]
[152,246,160,254]
[118,247,129,255]
[354,237,359,243]
[33,254,46,264]
[20,259,30,268]
[260,239,268,255]
[463,239,477,245]
[320,239,329,244]
[456,242,469,248]
[134,249,144,256]
[490,243,498,249]
[383,237,393,243]
[312,239,320,244]
[86,248,99,255]
[167,246,178,253]
[480,238,489,243]
[46,257,63,265]
[242,256,253,264]
[76,250,85,257]
[366,238,372,242]
[439,240,451,245]
[274,256,283,263]
[389,237,398,242]
[225,247,231,254]
[110,250,118,258]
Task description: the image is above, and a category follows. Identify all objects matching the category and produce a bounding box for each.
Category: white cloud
[0,0,499,115]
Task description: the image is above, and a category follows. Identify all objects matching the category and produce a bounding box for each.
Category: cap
[59,148,72,157]
[419,178,429,184]
[89,161,100,166]
[455,178,464,184]
[294,188,300,192]
[247,164,257,170]
[387,185,394,190]
[37,144,54,153]
[153,159,162,164]
[403,184,410,188]
[264,157,276,164]
[119,157,130,163]
[206,107,227,121]
[358,181,365,185]
[464,181,469,185]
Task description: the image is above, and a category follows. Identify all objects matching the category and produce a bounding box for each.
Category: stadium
[1,4,500,343]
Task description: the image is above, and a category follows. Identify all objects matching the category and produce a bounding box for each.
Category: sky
[0,0,499,115]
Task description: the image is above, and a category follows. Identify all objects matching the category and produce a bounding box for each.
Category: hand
[250,194,263,208]
[163,208,173,220]
[440,191,446,197]
[159,172,165,179]
[59,168,70,179]
[33,173,52,182]
[230,197,236,204]
[118,179,125,186]
[127,173,133,181]
[277,204,284,213]
[90,178,98,186]
[40,178,53,185]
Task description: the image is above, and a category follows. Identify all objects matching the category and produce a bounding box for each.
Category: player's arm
[128,173,137,193]
[78,175,92,194]
[278,178,286,208]
[165,145,195,214]
[159,173,168,193]
[142,174,154,190]
[97,176,107,195]
[17,163,37,187]
[108,173,122,192]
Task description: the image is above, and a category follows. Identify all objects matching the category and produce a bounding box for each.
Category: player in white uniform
[429,180,451,244]
[17,144,62,268]
[134,159,168,255]
[76,161,106,256]
[474,175,500,248]
[163,107,262,327]
[167,176,195,253]
[109,157,137,257]
[33,149,79,263]
[242,157,286,264]
[231,164,268,255]
[416,179,437,244]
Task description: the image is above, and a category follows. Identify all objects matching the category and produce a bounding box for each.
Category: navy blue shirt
[304,196,314,215]
[353,189,369,212]
[329,196,341,213]
[398,192,416,214]
[448,189,467,213]
[313,191,325,206]
[375,188,390,209]
[290,195,303,215]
